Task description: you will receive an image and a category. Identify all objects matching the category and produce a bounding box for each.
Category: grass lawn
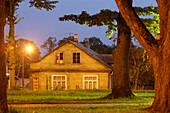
[7,89,155,104]
[9,105,151,113]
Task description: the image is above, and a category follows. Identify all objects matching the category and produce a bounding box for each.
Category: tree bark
[0,0,8,112]
[106,13,133,98]
[150,43,170,112]
[131,52,138,90]
[134,71,139,90]
[115,0,169,112]
[9,0,16,90]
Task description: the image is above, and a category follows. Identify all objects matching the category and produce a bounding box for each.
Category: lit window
[83,75,98,89]
[52,75,67,90]
[73,52,80,63]
[56,52,64,64]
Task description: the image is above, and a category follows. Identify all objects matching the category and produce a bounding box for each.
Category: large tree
[108,13,133,98]
[6,0,58,90]
[59,7,158,98]
[0,0,8,112]
[0,0,58,112]
[114,0,169,112]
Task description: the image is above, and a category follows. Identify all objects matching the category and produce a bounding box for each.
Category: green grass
[9,105,150,113]
[7,89,155,104]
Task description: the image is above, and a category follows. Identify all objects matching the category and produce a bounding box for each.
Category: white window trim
[83,75,98,89]
[51,75,67,90]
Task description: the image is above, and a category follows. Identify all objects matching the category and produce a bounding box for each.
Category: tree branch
[115,0,158,56]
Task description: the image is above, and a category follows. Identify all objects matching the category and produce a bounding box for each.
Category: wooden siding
[30,72,109,90]
[30,43,110,71]
[30,42,111,90]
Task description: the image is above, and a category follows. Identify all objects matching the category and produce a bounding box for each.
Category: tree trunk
[9,0,16,90]
[149,32,170,113]
[0,0,8,112]
[115,0,170,112]
[134,70,140,90]
[106,13,133,98]
[131,52,138,90]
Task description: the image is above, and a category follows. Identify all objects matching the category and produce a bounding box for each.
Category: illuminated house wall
[29,40,113,91]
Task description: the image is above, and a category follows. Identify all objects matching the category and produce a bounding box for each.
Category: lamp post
[22,46,33,88]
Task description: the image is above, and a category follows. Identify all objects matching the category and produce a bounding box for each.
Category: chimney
[74,34,78,43]
[84,38,89,48]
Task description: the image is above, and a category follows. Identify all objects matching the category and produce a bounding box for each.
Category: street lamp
[26,46,33,52]
[22,45,33,88]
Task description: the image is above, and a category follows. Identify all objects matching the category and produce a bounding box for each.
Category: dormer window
[56,52,64,64]
[73,52,80,63]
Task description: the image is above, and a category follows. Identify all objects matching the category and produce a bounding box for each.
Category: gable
[30,41,112,71]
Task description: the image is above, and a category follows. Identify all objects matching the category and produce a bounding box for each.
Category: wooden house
[29,34,113,91]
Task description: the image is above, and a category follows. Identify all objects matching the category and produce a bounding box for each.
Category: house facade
[29,35,113,91]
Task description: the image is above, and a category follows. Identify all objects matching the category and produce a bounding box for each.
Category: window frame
[72,52,81,64]
[51,75,67,90]
[55,52,64,64]
[83,75,98,89]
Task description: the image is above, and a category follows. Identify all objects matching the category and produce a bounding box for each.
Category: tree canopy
[80,37,114,54]
[59,6,159,38]
[41,37,58,53]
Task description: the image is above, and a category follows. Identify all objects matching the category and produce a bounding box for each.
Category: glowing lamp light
[26,46,33,52]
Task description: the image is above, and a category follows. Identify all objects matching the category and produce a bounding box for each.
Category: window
[33,77,39,91]
[52,75,67,90]
[83,75,98,89]
[73,52,80,63]
[56,52,64,64]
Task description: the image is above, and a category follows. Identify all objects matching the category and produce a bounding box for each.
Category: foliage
[59,6,159,38]
[29,0,58,11]
[40,37,57,52]
[57,36,114,54]
[80,37,114,54]
[5,0,58,12]
[14,38,40,78]
[58,36,74,46]
[129,44,154,90]
[59,9,118,38]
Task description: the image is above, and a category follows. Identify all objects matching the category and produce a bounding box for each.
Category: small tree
[80,37,113,54]
[129,44,154,90]
[58,36,74,46]
[15,39,41,78]
[41,37,58,53]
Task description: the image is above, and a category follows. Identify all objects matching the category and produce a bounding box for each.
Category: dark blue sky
[14,0,157,56]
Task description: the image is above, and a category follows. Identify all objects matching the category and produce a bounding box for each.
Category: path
[8,103,151,108]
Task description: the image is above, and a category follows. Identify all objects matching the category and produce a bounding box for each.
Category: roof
[30,40,113,69]
[97,54,114,64]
